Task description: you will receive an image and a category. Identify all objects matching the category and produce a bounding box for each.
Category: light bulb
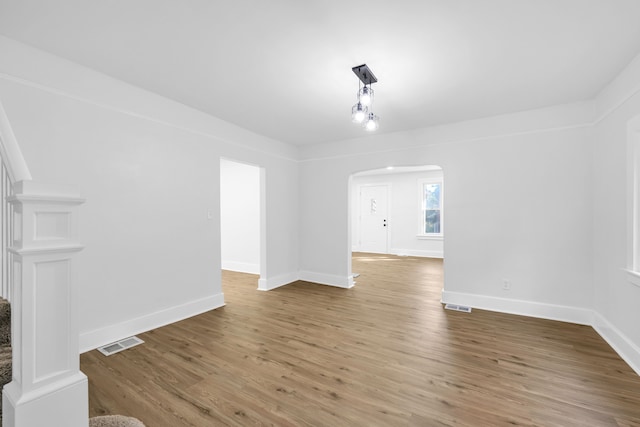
[364,112,379,131]
[351,102,368,123]
[365,119,377,131]
[358,86,374,106]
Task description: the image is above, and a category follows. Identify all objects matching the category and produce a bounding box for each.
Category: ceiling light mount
[352,64,378,85]
[351,64,379,131]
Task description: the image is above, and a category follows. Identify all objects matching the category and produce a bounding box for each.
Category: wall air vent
[444,304,472,313]
[98,336,144,356]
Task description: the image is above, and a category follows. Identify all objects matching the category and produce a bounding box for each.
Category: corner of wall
[79,293,225,353]
[257,272,298,291]
[595,51,640,121]
[298,271,354,289]
[592,312,640,376]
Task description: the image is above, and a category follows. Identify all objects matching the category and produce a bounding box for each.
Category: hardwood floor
[81,253,640,426]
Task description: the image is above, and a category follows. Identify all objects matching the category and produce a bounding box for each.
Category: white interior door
[359,184,389,253]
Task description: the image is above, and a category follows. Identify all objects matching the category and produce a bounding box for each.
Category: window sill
[416,235,443,241]
[625,269,640,288]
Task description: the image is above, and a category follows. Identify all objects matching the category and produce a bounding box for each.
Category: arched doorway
[348,165,445,294]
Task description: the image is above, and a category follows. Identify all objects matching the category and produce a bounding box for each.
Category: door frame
[219,157,265,289]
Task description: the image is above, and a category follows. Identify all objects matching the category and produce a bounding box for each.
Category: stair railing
[1,161,13,301]
[0,100,89,427]
[0,101,31,302]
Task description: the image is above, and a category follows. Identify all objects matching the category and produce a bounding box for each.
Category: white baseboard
[298,271,354,289]
[390,248,444,258]
[441,290,593,325]
[258,272,298,291]
[79,293,225,353]
[439,290,640,377]
[592,312,640,376]
[257,271,354,290]
[221,260,260,275]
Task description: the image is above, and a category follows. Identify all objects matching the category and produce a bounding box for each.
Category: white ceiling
[1,1,640,146]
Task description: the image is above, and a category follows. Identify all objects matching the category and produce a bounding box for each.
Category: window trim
[416,235,443,241]
[625,269,640,288]
[626,114,640,287]
[418,178,443,238]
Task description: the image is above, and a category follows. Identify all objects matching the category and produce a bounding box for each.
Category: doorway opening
[349,165,444,292]
[220,158,264,291]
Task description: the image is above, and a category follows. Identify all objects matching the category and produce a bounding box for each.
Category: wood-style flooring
[81,253,640,426]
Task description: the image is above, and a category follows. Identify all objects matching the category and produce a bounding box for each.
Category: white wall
[351,170,444,258]
[0,36,299,351]
[591,52,640,373]
[220,158,260,274]
[300,102,595,322]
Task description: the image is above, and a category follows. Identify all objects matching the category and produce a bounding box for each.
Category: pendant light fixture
[364,112,380,131]
[351,100,367,123]
[351,64,379,131]
[358,85,373,106]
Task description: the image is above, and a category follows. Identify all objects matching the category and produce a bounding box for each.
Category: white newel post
[2,181,88,427]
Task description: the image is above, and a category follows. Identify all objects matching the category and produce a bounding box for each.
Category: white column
[2,181,88,427]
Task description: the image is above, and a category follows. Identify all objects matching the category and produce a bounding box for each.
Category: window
[419,180,443,236]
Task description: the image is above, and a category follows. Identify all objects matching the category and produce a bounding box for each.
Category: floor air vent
[444,304,472,313]
[98,336,144,356]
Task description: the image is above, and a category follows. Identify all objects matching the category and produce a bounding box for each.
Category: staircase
[0,298,9,421]
[0,104,13,423]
